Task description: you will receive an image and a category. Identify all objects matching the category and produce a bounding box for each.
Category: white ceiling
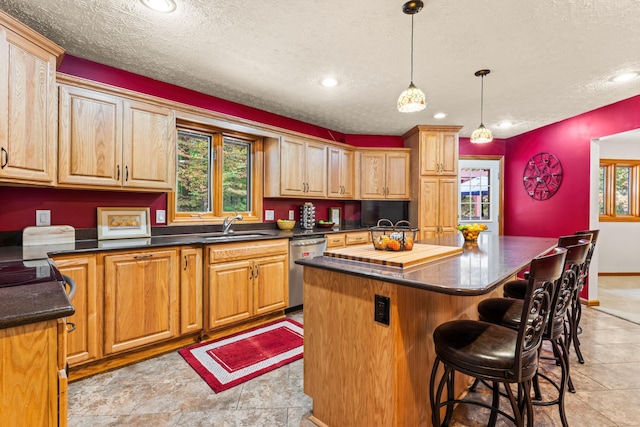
[2,0,640,139]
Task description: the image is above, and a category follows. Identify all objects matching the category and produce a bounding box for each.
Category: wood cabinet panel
[325,233,346,248]
[419,130,458,176]
[327,146,355,199]
[58,85,122,187]
[253,254,288,316]
[205,239,288,332]
[419,177,458,240]
[0,320,61,427]
[0,14,62,186]
[345,231,370,246]
[207,260,253,329]
[52,254,101,367]
[57,81,176,192]
[264,136,327,198]
[122,99,176,190]
[359,150,410,200]
[180,247,203,334]
[103,249,179,354]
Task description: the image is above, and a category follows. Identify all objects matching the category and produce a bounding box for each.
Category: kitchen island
[297,234,557,427]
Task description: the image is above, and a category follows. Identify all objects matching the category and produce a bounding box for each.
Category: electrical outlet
[156,209,166,224]
[374,294,390,325]
[265,210,275,221]
[288,210,295,220]
[36,210,51,227]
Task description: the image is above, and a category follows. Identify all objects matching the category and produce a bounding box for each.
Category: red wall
[0,187,165,230]
[459,137,506,157]
[503,94,640,238]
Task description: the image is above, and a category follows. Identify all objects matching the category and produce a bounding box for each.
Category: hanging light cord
[480,74,485,124]
[410,13,415,84]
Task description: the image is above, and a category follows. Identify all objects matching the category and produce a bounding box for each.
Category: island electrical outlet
[374,294,390,325]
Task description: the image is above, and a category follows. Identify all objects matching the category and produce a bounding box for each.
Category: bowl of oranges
[457,223,488,242]
[370,219,417,251]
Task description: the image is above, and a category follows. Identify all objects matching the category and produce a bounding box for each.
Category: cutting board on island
[23,225,75,246]
[324,243,462,268]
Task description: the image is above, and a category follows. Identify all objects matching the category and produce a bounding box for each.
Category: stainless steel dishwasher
[288,235,327,311]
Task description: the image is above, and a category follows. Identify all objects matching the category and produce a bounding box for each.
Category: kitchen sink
[198,232,273,241]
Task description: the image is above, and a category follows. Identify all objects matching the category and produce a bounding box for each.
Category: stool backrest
[574,229,599,284]
[557,234,592,248]
[546,242,590,339]
[515,247,567,380]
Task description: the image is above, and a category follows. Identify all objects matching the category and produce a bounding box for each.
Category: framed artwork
[330,207,342,226]
[97,207,151,240]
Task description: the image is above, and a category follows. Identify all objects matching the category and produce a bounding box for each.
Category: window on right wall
[599,159,640,221]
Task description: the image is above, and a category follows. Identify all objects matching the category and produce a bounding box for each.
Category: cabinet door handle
[254,266,259,278]
[134,254,153,259]
[66,322,77,333]
[1,147,7,169]
[249,268,253,280]
[183,255,188,270]
[116,165,120,180]
[125,165,129,182]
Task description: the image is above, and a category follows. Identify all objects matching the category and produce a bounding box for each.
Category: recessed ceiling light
[610,72,639,83]
[321,77,338,87]
[140,0,177,13]
[433,112,447,119]
[498,121,513,128]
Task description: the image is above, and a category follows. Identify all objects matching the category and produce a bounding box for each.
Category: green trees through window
[173,124,260,223]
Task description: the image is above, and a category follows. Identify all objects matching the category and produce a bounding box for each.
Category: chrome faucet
[222,213,243,234]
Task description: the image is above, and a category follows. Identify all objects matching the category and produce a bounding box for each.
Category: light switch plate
[36,210,51,226]
[288,210,295,220]
[156,209,166,224]
[265,210,275,221]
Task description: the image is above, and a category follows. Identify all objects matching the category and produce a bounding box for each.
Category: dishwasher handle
[290,238,327,247]
[62,274,77,301]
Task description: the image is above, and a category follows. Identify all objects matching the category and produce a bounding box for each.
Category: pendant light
[470,69,493,143]
[397,1,426,113]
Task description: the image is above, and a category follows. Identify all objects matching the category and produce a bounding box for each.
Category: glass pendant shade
[470,124,493,144]
[470,69,493,144]
[397,83,426,113]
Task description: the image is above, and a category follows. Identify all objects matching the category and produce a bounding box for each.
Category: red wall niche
[504,94,640,238]
[0,186,166,231]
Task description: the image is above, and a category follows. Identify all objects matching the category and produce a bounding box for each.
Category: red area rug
[178,318,303,393]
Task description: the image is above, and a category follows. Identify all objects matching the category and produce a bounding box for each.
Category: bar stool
[569,229,599,364]
[476,242,590,427]
[429,248,567,427]
[503,234,592,300]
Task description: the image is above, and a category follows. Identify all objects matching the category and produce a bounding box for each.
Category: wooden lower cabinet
[180,247,203,334]
[103,248,180,355]
[51,254,101,367]
[0,318,67,427]
[205,239,289,331]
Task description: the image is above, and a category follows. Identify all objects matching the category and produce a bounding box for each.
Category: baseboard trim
[599,272,640,276]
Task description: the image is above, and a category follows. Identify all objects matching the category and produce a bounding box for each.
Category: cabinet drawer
[208,239,288,263]
[325,233,346,248]
[346,231,370,245]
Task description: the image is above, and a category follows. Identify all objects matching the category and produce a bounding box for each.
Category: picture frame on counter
[330,207,342,226]
[97,207,151,240]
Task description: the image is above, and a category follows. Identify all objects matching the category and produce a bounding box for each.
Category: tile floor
[68,308,640,426]
[594,275,640,325]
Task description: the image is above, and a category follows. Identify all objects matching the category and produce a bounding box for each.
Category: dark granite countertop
[296,234,557,296]
[0,225,370,261]
[0,281,75,329]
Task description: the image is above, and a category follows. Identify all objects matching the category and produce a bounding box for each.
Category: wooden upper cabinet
[0,11,63,186]
[359,149,410,200]
[264,136,327,198]
[122,99,176,190]
[327,146,355,199]
[57,79,176,192]
[418,129,459,176]
[58,85,123,187]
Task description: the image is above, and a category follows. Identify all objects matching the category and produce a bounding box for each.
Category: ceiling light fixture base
[402,1,424,15]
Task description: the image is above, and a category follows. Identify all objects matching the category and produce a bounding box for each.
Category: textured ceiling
[1,0,640,138]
